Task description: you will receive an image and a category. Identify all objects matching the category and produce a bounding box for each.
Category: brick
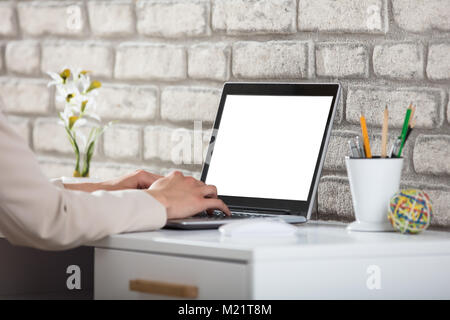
[232,41,308,79]
[373,43,424,80]
[448,95,450,124]
[6,116,30,145]
[316,43,369,78]
[392,0,450,32]
[212,0,296,34]
[103,125,141,159]
[427,43,450,80]
[346,87,442,128]
[137,0,208,37]
[324,130,357,171]
[298,0,387,33]
[413,135,450,175]
[88,0,134,36]
[89,162,160,180]
[144,126,210,165]
[42,42,113,78]
[17,1,85,36]
[95,84,158,121]
[5,41,40,75]
[0,78,50,114]
[334,91,344,124]
[33,118,97,155]
[161,86,221,122]
[38,157,76,179]
[318,176,354,220]
[33,118,74,154]
[188,43,230,81]
[0,3,16,36]
[426,188,450,227]
[115,43,186,80]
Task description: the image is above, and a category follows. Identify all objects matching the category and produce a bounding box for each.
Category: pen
[360,114,372,158]
[397,104,412,157]
[389,137,402,158]
[381,105,389,158]
[355,135,365,158]
[348,139,360,158]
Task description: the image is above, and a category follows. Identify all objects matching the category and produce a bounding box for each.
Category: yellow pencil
[410,104,416,125]
[381,106,389,158]
[360,114,372,158]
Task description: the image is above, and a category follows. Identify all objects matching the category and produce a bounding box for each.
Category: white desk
[92,221,450,299]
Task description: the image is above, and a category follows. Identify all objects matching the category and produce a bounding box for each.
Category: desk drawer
[94,248,248,299]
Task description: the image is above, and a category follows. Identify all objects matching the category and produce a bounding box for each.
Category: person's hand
[101,169,163,191]
[63,170,162,192]
[146,171,231,220]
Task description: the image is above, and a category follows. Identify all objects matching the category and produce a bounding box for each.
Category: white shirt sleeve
[0,112,167,251]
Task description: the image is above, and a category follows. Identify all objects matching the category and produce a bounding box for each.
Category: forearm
[63,181,118,192]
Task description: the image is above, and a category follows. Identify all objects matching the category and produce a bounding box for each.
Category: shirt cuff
[110,189,168,231]
[50,178,64,189]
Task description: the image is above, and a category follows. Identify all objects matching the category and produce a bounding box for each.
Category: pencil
[397,104,412,157]
[381,105,389,158]
[410,105,416,124]
[360,114,372,158]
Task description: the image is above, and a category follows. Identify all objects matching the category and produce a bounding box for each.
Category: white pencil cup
[345,157,403,232]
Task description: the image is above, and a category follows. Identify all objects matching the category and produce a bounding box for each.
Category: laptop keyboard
[193,210,277,220]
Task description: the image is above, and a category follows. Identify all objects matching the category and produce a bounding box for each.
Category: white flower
[73,68,92,93]
[47,71,64,87]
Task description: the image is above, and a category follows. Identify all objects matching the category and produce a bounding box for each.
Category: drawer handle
[129,279,198,298]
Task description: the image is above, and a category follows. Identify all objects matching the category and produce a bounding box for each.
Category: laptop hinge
[228,206,292,215]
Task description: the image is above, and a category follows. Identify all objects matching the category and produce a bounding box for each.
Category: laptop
[165,82,341,229]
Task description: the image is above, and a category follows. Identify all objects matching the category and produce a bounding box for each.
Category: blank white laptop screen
[205,95,334,201]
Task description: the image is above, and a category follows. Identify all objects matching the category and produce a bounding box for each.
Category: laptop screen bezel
[200,82,340,217]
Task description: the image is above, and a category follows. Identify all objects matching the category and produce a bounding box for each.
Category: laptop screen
[204,94,334,201]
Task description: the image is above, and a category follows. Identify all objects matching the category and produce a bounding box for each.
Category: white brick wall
[0,78,50,114]
[233,41,308,79]
[161,86,221,122]
[42,42,113,78]
[427,44,450,80]
[0,46,3,73]
[346,86,442,128]
[188,43,230,81]
[33,118,74,154]
[298,0,387,33]
[373,43,424,80]
[137,0,209,37]
[115,43,186,80]
[413,135,450,175]
[1,0,449,227]
[392,0,450,32]
[144,125,210,165]
[0,3,16,36]
[96,84,158,120]
[88,0,135,36]
[5,41,40,75]
[316,43,369,78]
[103,125,141,159]
[17,1,86,36]
[212,0,296,34]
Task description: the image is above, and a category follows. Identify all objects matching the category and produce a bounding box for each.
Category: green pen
[397,104,412,157]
